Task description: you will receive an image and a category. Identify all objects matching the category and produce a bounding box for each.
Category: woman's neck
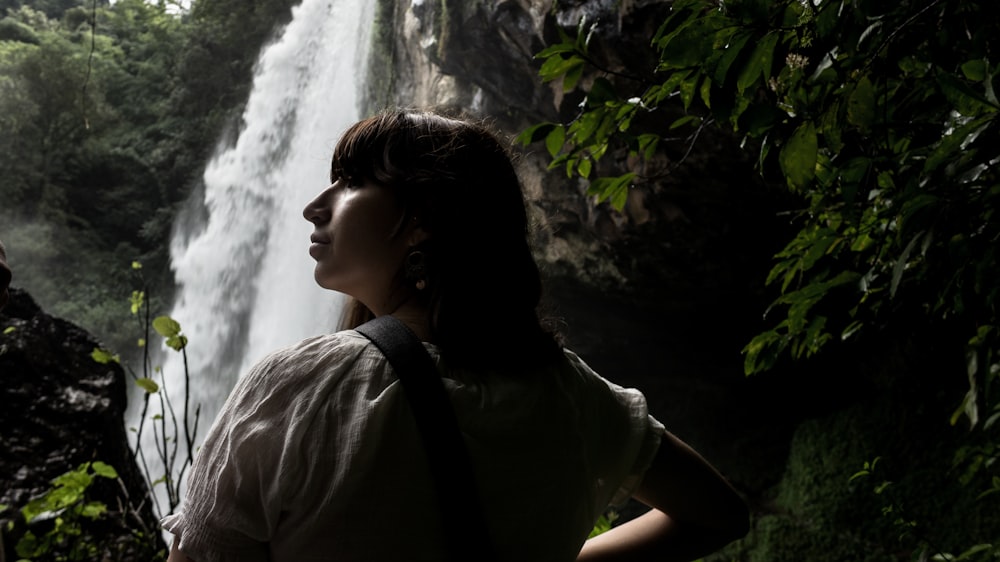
[386,300,433,343]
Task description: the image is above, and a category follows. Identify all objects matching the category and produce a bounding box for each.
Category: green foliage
[530,0,999,391]
[120,262,199,522]
[153,314,188,351]
[588,510,619,539]
[0,16,39,42]
[526,0,1000,557]
[851,457,1000,561]
[15,461,118,561]
[0,0,302,355]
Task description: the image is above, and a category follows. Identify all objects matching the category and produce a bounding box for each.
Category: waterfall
[130,0,375,520]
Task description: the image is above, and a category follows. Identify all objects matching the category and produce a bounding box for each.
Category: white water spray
[130,0,375,520]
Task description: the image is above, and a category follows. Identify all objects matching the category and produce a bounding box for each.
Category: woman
[164,110,748,561]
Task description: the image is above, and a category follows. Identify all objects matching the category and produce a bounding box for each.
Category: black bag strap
[355,315,495,561]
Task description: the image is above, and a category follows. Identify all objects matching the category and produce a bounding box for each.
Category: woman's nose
[303,186,333,224]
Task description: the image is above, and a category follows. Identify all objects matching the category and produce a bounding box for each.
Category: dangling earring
[405,250,427,290]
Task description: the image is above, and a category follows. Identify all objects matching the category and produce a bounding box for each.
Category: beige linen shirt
[162,330,663,561]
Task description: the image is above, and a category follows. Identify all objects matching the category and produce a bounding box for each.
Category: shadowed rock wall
[0,289,162,560]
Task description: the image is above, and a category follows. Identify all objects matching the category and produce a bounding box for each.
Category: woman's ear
[407,218,431,246]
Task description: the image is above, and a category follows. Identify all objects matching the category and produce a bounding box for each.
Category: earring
[405,250,427,290]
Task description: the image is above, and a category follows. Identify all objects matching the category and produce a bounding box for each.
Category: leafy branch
[93,261,199,519]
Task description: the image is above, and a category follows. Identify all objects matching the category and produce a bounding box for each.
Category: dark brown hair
[332,109,560,368]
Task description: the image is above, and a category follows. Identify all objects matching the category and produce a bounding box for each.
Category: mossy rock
[728,387,1000,561]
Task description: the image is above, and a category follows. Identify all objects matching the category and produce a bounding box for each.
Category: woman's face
[302,179,419,313]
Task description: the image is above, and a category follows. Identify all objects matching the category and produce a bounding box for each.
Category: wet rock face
[0,288,162,560]
[384,0,786,300]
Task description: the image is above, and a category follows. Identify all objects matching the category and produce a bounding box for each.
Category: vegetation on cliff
[524,0,999,558]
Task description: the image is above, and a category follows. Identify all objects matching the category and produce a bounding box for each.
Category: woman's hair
[331,109,560,368]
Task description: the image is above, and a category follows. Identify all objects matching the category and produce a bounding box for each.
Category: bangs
[329,118,378,184]
[329,112,406,186]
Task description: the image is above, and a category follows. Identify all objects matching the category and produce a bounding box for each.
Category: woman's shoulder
[553,347,652,409]
[233,330,378,397]
[258,330,371,366]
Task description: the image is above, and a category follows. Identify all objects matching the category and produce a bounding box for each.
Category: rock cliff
[0,289,163,560]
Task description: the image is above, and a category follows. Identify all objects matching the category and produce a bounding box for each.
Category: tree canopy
[0,0,296,351]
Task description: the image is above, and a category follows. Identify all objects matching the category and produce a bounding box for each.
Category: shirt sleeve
[161,334,361,562]
[603,382,664,507]
[563,350,665,510]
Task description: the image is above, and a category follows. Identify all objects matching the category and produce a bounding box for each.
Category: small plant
[588,509,619,538]
[12,462,117,561]
[92,261,200,520]
[850,457,998,561]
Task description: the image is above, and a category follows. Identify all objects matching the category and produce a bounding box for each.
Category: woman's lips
[309,236,329,258]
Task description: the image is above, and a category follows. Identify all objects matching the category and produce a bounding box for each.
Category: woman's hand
[577,431,749,562]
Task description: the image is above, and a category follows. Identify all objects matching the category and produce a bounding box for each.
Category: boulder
[0,288,163,561]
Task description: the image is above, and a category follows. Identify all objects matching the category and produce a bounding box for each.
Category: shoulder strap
[355,316,495,561]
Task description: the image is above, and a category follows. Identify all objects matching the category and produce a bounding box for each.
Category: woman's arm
[577,430,749,562]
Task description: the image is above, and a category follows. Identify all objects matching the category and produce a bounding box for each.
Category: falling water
[130,0,374,519]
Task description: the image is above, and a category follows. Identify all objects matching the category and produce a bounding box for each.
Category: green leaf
[534,42,578,59]
[587,173,635,211]
[743,329,787,375]
[936,69,999,116]
[130,290,144,315]
[91,348,120,364]
[587,78,618,106]
[166,334,189,351]
[610,183,629,210]
[131,261,143,270]
[545,126,566,158]
[570,110,603,144]
[563,61,585,92]
[2,326,14,335]
[738,103,781,137]
[923,115,992,174]
[637,134,660,160]
[538,55,585,84]
[699,75,712,109]
[779,121,818,190]
[961,59,987,81]
[577,157,592,179]
[90,462,118,479]
[679,73,701,110]
[847,76,876,130]
[712,31,752,85]
[659,14,721,70]
[842,321,864,341]
[890,231,924,298]
[516,122,555,146]
[152,315,181,338]
[588,510,619,538]
[736,31,778,94]
[849,469,871,482]
[80,501,107,519]
[136,377,159,394]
